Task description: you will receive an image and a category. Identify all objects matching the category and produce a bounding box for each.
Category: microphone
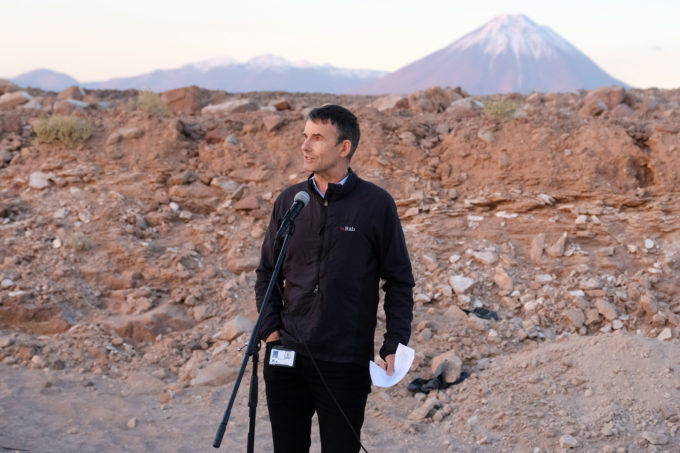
[276,191,310,237]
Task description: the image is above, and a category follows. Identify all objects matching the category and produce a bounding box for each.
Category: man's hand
[265,331,280,343]
[379,354,396,376]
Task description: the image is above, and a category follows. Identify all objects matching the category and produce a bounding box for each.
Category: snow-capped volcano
[80,54,386,93]
[357,14,627,95]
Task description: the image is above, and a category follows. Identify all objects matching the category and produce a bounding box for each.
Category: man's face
[301,120,349,177]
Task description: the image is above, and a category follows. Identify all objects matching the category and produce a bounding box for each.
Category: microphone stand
[213,223,295,450]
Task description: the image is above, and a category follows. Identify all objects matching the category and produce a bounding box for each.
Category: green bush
[33,115,93,148]
[135,90,169,115]
[483,97,521,120]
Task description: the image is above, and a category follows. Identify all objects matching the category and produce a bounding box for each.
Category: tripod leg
[247,344,260,453]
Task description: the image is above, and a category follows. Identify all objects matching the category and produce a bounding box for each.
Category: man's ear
[339,139,352,158]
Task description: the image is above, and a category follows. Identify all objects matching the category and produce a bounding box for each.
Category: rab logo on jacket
[339,226,356,232]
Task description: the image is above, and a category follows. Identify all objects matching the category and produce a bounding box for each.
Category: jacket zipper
[315,199,329,295]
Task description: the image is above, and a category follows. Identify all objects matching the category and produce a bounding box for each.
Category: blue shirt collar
[311,173,349,198]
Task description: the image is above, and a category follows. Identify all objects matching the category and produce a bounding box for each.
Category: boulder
[0,91,32,109]
[269,98,291,110]
[449,275,475,294]
[205,128,231,144]
[0,79,20,95]
[233,195,259,210]
[446,98,483,118]
[56,85,85,101]
[430,349,462,382]
[202,99,258,116]
[220,314,254,341]
[162,86,202,114]
[53,99,89,116]
[190,362,237,387]
[263,114,285,132]
[371,94,408,112]
[584,85,625,110]
[408,87,455,113]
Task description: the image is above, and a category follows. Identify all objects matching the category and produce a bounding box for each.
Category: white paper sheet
[369,343,415,388]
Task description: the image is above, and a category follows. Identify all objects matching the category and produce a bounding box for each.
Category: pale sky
[2,0,679,89]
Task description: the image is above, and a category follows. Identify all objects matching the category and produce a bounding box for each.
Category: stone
[565,309,585,328]
[269,98,291,110]
[1,278,14,288]
[371,94,408,112]
[161,86,201,114]
[639,293,658,316]
[657,328,672,341]
[230,168,272,183]
[408,398,437,420]
[640,431,669,445]
[233,195,259,210]
[430,350,462,382]
[53,99,89,116]
[0,91,32,109]
[414,293,431,304]
[467,250,498,265]
[1,149,13,164]
[127,417,137,429]
[190,362,237,387]
[611,103,634,118]
[221,314,254,341]
[202,99,258,115]
[477,130,495,144]
[263,114,285,132]
[421,254,438,271]
[559,434,579,448]
[449,275,475,294]
[546,232,567,258]
[579,99,607,117]
[206,128,231,144]
[117,127,144,140]
[584,85,625,110]
[225,250,259,274]
[446,98,483,118]
[494,267,513,291]
[29,171,53,189]
[595,298,618,321]
[442,306,469,326]
[530,233,545,262]
[0,79,20,95]
[56,86,85,101]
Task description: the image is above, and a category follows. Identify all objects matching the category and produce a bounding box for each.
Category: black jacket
[255,170,414,365]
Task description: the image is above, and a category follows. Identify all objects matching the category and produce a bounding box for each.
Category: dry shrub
[135,91,169,115]
[33,115,93,148]
[484,97,521,120]
[68,232,95,251]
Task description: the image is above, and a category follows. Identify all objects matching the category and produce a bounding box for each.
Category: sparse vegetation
[135,90,169,115]
[68,232,95,251]
[32,115,93,148]
[483,97,521,120]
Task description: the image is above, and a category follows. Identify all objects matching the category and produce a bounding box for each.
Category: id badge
[269,346,296,367]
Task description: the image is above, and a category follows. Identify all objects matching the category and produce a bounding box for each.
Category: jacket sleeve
[254,200,285,341]
[378,197,415,359]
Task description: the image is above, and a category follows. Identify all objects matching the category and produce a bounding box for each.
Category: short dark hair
[308,104,360,161]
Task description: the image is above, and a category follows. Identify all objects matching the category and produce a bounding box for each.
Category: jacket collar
[307,168,357,201]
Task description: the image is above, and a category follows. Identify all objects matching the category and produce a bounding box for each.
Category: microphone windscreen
[294,191,311,207]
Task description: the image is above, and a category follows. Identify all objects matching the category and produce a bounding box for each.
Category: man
[255,104,414,452]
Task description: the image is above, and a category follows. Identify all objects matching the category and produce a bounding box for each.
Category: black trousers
[263,341,371,453]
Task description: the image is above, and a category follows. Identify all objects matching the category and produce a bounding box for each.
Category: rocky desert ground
[1,80,680,452]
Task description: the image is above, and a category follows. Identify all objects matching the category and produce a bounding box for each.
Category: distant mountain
[356,14,628,95]
[82,55,387,93]
[11,69,79,92]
